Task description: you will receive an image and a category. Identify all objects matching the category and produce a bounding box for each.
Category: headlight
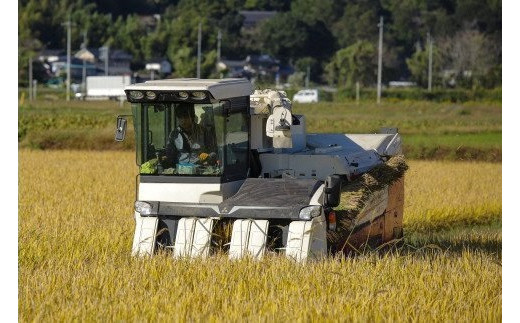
[191,91,207,100]
[129,91,144,100]
[178,91,189,99]
[145,91,156,100]
[299,205,322,220]
[134,201,152,215]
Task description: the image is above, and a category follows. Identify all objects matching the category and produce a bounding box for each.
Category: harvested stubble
[19,150,501,322]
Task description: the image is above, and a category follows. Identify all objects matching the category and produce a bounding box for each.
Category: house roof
[239,10,277,28]
[38,49,66,62]
[246,54,279,67]
[219,59,246,68]
[39,49,65,56]
[145,57,170,64]
[72,47,133,61]
[111,49,133,60]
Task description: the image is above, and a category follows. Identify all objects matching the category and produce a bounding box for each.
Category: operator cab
[120,78,253,183]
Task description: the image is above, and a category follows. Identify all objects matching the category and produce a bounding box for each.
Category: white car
[292,89,319,103]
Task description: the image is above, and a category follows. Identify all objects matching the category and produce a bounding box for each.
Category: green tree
[162,0,245,76]
[259,12,335,63]
[325,40,376,88]
[290,0,339,28]
[331,0,380,48]
[169,46,196,77]
[106,15,148,61]
[406,45,442,87]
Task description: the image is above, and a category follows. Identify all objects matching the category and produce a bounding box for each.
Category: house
[74,47,133,76]
[38,49,65,63]
[244,54,280,76]
[145,58,172,75]
[217,59,249,78]
[48,56,100,83]
[217,54,293,81]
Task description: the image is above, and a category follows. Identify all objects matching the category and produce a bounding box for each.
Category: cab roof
[125,78,253,100]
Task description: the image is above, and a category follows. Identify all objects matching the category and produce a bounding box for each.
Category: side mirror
[115,116,127,141]
[324,175,342,207]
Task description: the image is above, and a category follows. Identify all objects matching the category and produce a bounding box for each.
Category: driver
[165,106,203,165]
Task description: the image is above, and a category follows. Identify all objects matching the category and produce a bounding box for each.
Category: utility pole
[356,81,360,104]
[62,17,73,101]
[197,22,202,78]
[33,80,38,100]
[28,57,33,101]
[377,16,383,104]
[217,29,222,78]
[217,29,221,62]
[427,32,433,92]
[105,46,109,76]
[305,65,310,88]
[81,30,88,94]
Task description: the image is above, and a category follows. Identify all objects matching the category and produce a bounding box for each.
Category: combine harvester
[115,78,407,262]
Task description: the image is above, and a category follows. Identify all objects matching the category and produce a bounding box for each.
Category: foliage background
[19,0,502,88]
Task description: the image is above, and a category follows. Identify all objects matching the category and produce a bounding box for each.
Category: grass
[18,99,501,161]
[405,132,501,150]
[18,150,501,321]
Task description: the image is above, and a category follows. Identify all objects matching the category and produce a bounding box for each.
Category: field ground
[19,150,501,321]
[18,99,501,161]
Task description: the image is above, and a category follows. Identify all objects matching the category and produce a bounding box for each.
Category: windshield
[133,101,249,178]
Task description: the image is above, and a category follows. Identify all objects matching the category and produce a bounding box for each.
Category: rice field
[18,150,502,321]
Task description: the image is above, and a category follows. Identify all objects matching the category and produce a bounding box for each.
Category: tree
[406,44,442,87]
[290,0,339,28]
[258,12,335,64]
[169,46,196,77]
[436,28,496,88]
[106,15,148,61]
[162,0,246,76]
[325,40,376,88]
[332,0,380,48]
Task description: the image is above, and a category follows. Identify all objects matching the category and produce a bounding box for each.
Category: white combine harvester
[115,78,405,262]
